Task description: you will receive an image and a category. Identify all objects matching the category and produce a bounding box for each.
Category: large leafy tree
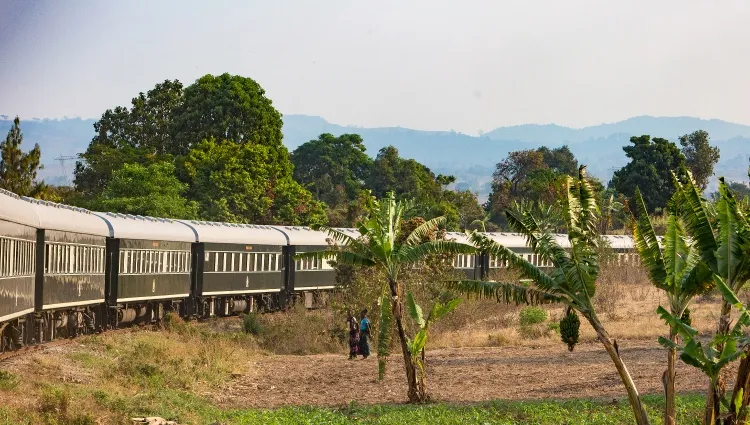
[679,130,720,191]
[74,80,183,197]
[75,74,323,226]
[609,135,687,213]
[291,133,372,208]
[171,73,284,152]
[453,167,652,425]
[631,188,713,425]
[302,192,475,402]
[539,145,578,176]
[179,138,326,225]
[89,162,198,219]
[0,116,43,196]
[367,146,443,202]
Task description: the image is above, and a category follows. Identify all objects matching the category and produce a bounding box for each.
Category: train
[0,188,638,352]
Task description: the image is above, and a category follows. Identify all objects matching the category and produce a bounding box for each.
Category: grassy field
[0,392,707,425]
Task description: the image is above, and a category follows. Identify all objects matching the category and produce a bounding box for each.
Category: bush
[0,370,18,390]
[519,306,547,326]
[242,312,262,335]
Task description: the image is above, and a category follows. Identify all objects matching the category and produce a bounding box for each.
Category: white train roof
[0,189,40,228]
[21,196,109,236]
[444,231,474,246]
[94,212,197,242]
[602,235,636,250]
[270,226,336,247]
[177,220,288,245]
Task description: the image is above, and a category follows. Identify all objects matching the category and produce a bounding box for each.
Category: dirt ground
[213,340,719,408]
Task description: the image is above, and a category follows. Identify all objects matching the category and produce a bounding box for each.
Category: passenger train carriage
[93,213,195,327]
[179,221,288,316]
[0,190,640,351]
[24,198,110,340]
[0,190,39,350]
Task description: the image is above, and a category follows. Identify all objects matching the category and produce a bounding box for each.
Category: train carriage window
[220,252,226,272]
[120,251,126,274]
[230,253,235,272]
[1,239,5,277]
[248,253,255,272]
[238,253,244,272]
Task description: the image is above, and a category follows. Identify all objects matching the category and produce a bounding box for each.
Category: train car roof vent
[0,188,21,199]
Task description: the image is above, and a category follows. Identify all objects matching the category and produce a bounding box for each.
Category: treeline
[0,72,747,230]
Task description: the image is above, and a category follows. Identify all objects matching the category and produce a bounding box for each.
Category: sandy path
[214,340,718,408]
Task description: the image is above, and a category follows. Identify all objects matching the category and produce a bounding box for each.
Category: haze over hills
[1,114,748,198]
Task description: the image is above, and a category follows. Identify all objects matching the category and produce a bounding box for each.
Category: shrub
[0,370,18,390]
[242,313,262,335]
[519,306,547,326]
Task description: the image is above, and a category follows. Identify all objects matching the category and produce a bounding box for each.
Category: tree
[631,187,714,425]
[179,138,326,225]
[171,73,284,152]
[442,190,485,230]
[302,193,475,402]
[291,133,372,208]
[0,116,43,196]
[74,80,184,197]
[539,145,578,176]
[90,162,198,219]
[453,167,652,425]
[609,135,687,213]
[679,130,720,191]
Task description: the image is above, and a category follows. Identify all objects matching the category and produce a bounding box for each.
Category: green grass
[93,394,700,425]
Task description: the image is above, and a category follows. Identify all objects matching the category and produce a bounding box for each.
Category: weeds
[241,312,262,335]
[0,371,18,390]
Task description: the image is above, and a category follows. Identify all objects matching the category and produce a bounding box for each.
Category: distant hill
[1,114,748,198]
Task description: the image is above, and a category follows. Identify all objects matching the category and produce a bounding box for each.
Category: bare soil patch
[214,340,720,408]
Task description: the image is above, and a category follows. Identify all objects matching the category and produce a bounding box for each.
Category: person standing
[358,309,371,359]
[346,310,360,359]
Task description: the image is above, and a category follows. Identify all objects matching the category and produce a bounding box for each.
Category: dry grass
[430,263,724,350]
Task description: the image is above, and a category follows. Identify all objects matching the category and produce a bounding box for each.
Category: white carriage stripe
[43,299,105,310]
[294,285,336,290]
[201,289,282,296]
[204,271,281,274]
[0,275,35,280]
[117,294,190,302]
[0,308,35,322]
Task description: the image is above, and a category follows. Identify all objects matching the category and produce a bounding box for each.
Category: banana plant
[675,174,750,424]
[631,188,714,425]
[449,167,651,425]
[405,293,461,382]
[297,192,476,403]
[657,275,750,425]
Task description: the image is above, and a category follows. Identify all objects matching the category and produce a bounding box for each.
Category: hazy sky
[0,0,748,133]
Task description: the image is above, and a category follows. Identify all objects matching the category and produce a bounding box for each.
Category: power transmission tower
[55,155,77,186]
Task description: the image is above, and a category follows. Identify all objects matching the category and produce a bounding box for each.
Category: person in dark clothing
[358,309,371,359]
[346,310,360,359]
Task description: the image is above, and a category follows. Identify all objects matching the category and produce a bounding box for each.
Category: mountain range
[1,114,748,199]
